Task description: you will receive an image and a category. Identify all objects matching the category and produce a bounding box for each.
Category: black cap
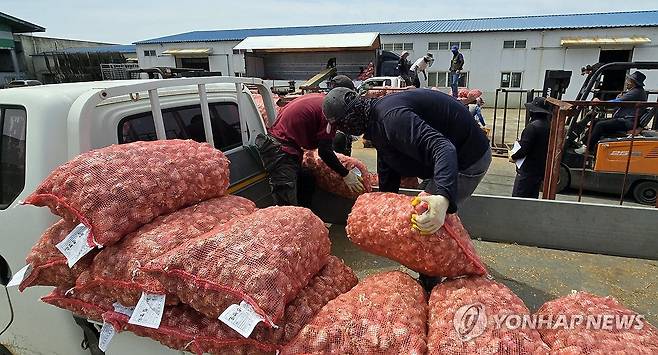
[329,75,355,90]
[627,71,646,87]
[323,87,357,123]
[525,97,552,115]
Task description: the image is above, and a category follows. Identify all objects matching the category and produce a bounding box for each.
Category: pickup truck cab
[0,77,276,354]
[357,76,407,92]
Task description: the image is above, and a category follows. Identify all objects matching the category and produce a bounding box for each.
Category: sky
[3,0,658,44]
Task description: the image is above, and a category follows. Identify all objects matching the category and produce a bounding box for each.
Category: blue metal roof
[135,10,658,44]
[63,44,136,54]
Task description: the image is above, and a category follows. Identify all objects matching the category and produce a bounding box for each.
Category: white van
[0,77,276,354]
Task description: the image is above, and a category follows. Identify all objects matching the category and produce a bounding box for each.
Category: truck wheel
[632,181,658,205]
[557,165,570,193]
[0,344,13,355]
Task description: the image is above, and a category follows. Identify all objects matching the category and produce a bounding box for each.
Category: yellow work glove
[343,170,364,193]
[411,194,449,235]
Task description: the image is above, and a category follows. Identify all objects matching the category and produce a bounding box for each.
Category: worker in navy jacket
[323,87,491,233]
[586,71,648,154]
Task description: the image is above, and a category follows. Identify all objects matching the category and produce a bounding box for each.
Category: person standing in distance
[449,45,464,97]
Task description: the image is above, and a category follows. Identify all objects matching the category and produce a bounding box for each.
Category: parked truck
[0,76,656,354]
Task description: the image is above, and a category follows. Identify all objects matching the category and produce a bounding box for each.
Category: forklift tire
[631,180,658,206]
[557,165,570,193]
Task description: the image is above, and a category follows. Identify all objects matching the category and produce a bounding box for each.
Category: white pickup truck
[0,77,277,355]
[356,76,407,92]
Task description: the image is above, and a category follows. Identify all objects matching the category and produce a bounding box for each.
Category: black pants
[255,134,315,207]
[588,118,630,154]
[512,172,544,199]
[411,72,421,88]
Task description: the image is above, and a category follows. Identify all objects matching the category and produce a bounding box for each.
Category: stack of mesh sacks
[20,139,357,354]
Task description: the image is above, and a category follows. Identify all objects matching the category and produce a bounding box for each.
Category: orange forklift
[558,62,658,205]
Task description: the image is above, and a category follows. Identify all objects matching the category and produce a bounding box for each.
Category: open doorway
[597,49,632,100]
[176,57,210,71]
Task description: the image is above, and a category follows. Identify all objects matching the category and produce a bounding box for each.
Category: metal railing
[543,98,658,207]
[491,88,543,153]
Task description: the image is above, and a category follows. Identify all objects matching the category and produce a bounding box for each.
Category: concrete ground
[351,142,643,207]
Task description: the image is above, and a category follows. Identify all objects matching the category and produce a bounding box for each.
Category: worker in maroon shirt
[255,75,364,206]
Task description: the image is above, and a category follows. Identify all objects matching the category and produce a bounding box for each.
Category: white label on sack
[351,167,362,177]
[128,292,165,329]
[7,264,32,287]
[98,322,116,352]
[113,302,135,317]
[55,223,93,267]
[218,301,264,338]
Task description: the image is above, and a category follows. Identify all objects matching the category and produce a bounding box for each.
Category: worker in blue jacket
[324,88,490,225]
[323,87,491,290]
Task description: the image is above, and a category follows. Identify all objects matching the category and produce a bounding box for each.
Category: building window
[501,72,523,88]
[428,42,438,51]
[436,41,472,50]
[118,103,242,152]
[232,49,246,55]
[0,106,27,209]
[504,40,526,49]
[143,50,156,57]
[383,43,413,52]
[428,71,468,87]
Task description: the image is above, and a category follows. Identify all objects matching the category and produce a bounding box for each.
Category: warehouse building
[135,10,658,100]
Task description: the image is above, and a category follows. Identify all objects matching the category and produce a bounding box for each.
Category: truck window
[0,107,27,209]
[118,102,242,151]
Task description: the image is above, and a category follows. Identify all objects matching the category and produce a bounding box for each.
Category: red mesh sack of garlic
[282,271,427,355]
[143,206,331,326]
[19,219,96,291]
[302,150,373,199]
[369,173,420,189]
[346,192,487,277]
[467,89,483,101]
[102,256,357,354]
[73,196,257,307]
[41,287,115,322]
[23,139,230,247]
[428,276,550,354]
[535,292,658,354]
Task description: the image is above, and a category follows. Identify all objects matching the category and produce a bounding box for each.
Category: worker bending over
[586,71,648,154]
[256,75,364,206]
[410,53,434,88]
[510,97,551,198]
[323,87,491,289]
[323,87,491,232]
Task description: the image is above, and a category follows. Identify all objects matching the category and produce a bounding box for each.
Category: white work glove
[343,170,365,193]
[411,194,450,235]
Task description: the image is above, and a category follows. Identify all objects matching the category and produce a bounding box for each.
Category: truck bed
[328,225,658,325]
